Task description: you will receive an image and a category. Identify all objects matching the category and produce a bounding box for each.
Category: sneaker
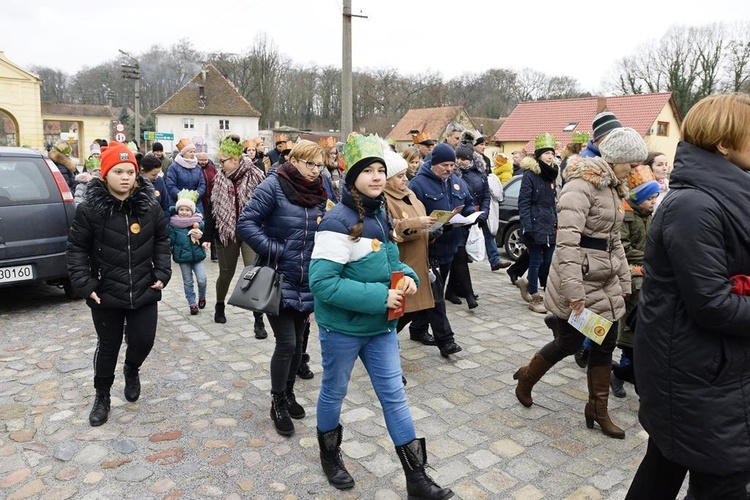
[516,278,532,303]
[198,297,206,309]
[189,304,199,315]
[439,342,462,358]
[528,294,547,314]
[610,369,627,398]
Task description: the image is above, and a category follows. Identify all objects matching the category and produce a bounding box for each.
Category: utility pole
[341,1,367,140]
[119,49,141,148]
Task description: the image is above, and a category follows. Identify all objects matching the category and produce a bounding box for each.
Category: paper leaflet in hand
[387,271,406,320]
[567,307,613,345]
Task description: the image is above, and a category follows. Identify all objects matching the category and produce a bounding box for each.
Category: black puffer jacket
[66,178,172,309]
[518,157,557,247]
[636,141,750,476]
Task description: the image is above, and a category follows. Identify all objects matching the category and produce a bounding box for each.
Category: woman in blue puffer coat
[237,139,327,437]
[518,136,558,314]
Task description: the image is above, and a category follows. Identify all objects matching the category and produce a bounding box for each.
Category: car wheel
[504,223,526,261]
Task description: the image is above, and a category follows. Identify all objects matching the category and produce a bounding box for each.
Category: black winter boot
[396,438,454,499]
[317,425,355,490]
[270,392,294,436]
[214,302,227,324]
[285,388,305,419]
[297,352,314,380]
[254,313,267,339]
[123,364,140,402]
[89,388,111,427]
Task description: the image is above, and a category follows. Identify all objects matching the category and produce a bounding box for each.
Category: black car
[494,174,526,261]
[0,147,79,297]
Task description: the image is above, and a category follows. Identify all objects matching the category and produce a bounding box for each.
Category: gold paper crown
[411,130,433,145]
[534,133,557,150]
[274,133,288,144]
[251,137,263,147]
[242,139,252,149]
[319,136,337,148]
[571,131,590,144]
[343,134,384,172]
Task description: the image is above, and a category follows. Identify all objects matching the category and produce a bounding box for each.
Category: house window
[656,121,669,136]
[219,119,230,131]
[183,118,194,129]
[563,122,578,132]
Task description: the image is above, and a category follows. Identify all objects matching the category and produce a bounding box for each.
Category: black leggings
[91,303,158,390]
[266,309,308,393]
[626,438,750,499]
[409,262,455,348]
[540,316,617,367]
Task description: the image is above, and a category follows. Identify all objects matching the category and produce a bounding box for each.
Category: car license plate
[0,265,34,284]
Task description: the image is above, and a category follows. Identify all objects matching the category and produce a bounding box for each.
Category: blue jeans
[178,261,207,306]
[316,326,416,446]
[527,244,554,295]
[482,222,501,267]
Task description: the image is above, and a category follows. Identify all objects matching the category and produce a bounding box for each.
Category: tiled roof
[41,103,118,118]
[493,93,677,150]
[152,64,261,117]
[387,106,469,142]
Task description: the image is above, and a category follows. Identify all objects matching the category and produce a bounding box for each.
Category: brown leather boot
[585,365,625,439]
[513,352,554,407]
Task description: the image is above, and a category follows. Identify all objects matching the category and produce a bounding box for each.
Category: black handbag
[228,242,283,316]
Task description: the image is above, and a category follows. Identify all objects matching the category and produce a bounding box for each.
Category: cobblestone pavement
[0,256,680,499]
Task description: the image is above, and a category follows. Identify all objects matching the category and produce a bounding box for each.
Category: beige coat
[544,156,631,321]
[384,183,435,313]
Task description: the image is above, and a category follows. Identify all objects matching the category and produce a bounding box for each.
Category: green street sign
[143,132,174,141]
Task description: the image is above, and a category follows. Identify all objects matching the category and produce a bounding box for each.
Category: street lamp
[119,49,140,148]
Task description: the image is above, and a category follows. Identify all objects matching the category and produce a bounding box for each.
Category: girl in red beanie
[66,142,171,426]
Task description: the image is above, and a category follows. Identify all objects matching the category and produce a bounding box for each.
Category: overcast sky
[3,0,748,93]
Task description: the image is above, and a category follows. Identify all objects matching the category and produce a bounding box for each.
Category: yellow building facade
[0,51,44,150]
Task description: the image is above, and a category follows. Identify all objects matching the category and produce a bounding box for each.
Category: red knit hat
[100,142,138,178]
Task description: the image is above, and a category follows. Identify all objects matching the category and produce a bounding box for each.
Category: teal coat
[309,192,418,336]
[168,220,206,264]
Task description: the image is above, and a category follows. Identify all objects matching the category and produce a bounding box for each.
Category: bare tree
[30,66,69,102]
[724,21,750,92]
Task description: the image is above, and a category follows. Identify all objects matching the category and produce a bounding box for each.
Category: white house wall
[154,114,260,156]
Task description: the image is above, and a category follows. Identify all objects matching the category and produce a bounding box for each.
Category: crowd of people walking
[64,92,750,499]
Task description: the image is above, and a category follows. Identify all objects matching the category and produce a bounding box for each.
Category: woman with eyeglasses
[320,139,342,202]
[237,139,328,437]
[210,136,266,334]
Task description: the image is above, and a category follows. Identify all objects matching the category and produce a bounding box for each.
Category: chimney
[198,84,206,109]
[596,97,607,114]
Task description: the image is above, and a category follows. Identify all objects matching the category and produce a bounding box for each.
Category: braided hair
[347,187,397,243]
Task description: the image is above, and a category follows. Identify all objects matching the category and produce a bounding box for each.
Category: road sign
[115,132,126,142]
[116,123,125,132]
[143,131,175,141]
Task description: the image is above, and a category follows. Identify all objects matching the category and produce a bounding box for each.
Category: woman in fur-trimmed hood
[517,141,559,313]
[49,139,78,190]
[513,128,647,441]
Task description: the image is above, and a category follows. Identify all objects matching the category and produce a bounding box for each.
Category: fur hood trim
[519,156,541,175]
[49,149,77,173]
[563,155,628,197]
[84,177,156,219]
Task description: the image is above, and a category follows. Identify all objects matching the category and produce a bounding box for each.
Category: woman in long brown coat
[382,147,436,345]
[513,127,648,439]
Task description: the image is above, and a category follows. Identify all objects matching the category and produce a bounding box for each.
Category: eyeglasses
[219,158,232,165]
[297,160,325,170]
